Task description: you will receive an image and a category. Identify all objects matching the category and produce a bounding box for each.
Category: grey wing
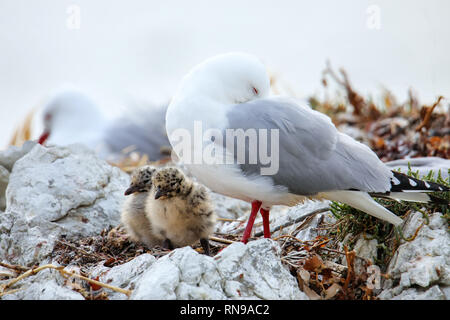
[103,103,171,160]
[225,97,393,195]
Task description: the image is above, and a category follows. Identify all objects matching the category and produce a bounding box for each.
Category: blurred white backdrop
[0,0,449,148]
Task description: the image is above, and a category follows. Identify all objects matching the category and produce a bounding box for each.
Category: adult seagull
[38,89,171,161]
[165,52,449,243]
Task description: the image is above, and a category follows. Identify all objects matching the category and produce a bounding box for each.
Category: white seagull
[38,88,171,161]
[165,52,449,243]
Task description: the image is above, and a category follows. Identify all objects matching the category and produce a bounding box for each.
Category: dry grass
[311,62,449,161]
[8,108,36,147]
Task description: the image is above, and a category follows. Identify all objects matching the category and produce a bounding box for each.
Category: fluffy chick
[146,167,217,255]
[121,165,160,247]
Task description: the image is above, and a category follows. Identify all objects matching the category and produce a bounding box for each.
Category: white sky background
[0,0,449,149]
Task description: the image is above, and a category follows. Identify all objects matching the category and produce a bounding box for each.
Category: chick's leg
[200,238,211,256]
[162,238,174,250]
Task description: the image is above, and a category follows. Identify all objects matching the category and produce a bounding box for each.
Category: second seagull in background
[37,88,171,162]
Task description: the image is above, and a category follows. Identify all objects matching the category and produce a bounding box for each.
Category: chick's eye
[252,87,259,95]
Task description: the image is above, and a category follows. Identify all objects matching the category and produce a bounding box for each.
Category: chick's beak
[124,186,140,196]
[154,188,167,200]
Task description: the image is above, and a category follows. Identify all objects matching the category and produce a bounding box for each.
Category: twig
[0,264,132,297]
[323,61,367,116]
[0,288,22,297]
[273,234,306,243]
[209,236,236,244]
[56,239,103,260]
[0,265,62,295]
[404,221,425,242]
[416,96,443,132]
[217,218,242,222]
[343,246,356,294]
[0,262,30,273]
[317,246,369,262]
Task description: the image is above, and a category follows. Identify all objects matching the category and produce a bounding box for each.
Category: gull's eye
[252,87,259,95]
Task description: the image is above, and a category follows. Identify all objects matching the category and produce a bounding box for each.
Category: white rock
[0,165,9,211]
[265,201,332,240]
[0,141,37,172]
[342,235,378,274]
[0,141,37,212]
[1,268,84,300]
[353,237,378,263]
[389,285,446,300]
[379,211,449,299]
[132,257,181,300]
[131,239,308,300]
[0,265,16,279]
[442,286,450,300]
[89,253,157,300]
[0,143,130,266]
[209,192,250,220]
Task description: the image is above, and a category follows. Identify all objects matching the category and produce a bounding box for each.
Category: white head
[177,52,271,105]
[39,89,106,145]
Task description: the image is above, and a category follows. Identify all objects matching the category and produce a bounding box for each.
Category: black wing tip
[390,171,449,192]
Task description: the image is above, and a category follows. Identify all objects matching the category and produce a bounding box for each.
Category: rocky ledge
[0,143,448,300]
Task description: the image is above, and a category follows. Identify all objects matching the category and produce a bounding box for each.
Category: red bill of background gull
[165,52,449,243]
[38,88,171,161]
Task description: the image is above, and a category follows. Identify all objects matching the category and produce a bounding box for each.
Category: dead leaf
[89,276,103,291]
[103,258,116,267]
[303,255,324,273]
[321,268,333,282]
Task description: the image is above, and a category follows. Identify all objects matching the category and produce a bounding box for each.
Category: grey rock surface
[0,141,37,172]
[378,211,449,300]
[341,235,378,275]
[389,285,446,300]
[1,267,84,300]
[0,143,129,266]
[89,253,157,300]
[209,192,250,220]
[0,142,447,300]
[0,165,9,211]
[131,239,308,300]
[0,141,37,211]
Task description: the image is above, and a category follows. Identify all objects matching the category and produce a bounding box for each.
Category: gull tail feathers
[390,171,449,192]
[381,192,449,205]
[370,192,431,203]
[370,171,450,204]
[321,190,404,226]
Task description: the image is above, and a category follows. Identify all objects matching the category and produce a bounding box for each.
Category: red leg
[260,208,271,238]
[241,200,262,244]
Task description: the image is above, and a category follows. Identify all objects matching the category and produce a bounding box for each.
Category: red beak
[38,131,50,145]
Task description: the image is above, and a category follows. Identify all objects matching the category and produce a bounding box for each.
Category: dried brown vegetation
[311,62,449,161]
